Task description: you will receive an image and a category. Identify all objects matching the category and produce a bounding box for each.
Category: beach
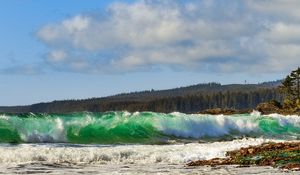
[1,111,300,174]
[0,163,292,174]
[0,140,294,175]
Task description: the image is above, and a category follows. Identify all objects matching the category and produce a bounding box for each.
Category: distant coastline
[198,101,300,116]
[0,81,281,114]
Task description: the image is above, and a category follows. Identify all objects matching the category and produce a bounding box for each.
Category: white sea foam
[0,114,8,120]
[152,112,300,139]
[156,113,260,138]
[0,138,283,165]
[250,110,261,116]
[19,118,67,143]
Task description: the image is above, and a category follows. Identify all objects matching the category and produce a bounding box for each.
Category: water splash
[1,111,300,144]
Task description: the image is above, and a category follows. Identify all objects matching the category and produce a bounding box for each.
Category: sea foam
[0,138,281,165]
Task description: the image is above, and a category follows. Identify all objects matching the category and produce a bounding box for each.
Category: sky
[1,0,299,106]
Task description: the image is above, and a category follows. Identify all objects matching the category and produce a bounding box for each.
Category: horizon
[1,0,298,106]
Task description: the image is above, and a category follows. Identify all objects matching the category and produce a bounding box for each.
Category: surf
[1,111,300,144]
[0,138,280,165]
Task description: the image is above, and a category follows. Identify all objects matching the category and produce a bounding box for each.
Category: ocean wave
[0,111,300,143]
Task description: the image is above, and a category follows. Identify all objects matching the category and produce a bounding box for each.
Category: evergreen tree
[290,67,300,100]
[280,67,300,109]
[279,75,294,100]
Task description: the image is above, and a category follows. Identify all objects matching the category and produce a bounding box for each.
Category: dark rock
[187,142,300,171]
[256,102,281,115]
[281,163,300,171]
[198,108,251,115]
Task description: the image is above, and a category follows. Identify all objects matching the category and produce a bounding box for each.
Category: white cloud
[261,22,300,44]
[35,0,300,75]
[62,15,90,33]
[111,41,236,70]
[248,0,300,21]
[47,50,67,62]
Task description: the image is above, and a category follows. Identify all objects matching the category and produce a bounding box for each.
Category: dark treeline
[0,81,283,114]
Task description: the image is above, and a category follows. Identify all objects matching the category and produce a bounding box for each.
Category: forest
[0,80,282,114]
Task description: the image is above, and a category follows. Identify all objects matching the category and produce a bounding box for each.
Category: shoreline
[187,141,300,171]
[198,101,300,116]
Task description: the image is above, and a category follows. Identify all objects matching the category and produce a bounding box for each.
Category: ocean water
[0,111,299,174]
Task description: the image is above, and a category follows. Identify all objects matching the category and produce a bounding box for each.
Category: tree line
[279,67,300,109]
[0,82,282,113]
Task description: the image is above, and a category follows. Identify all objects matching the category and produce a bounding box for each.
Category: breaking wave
[1,111,300,144]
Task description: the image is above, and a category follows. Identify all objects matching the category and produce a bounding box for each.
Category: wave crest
[0,112,300,143]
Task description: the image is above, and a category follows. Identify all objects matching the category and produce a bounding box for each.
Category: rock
[188,142,300,171]
[256,102,281,115]
[282,163,300,171]
[197,101,300,116]
[198,108,251,115]
[187,158,232,166]
[248,148,254,154]
[200,108,223,115]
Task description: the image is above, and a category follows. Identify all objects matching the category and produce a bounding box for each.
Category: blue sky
[0,0,298,106]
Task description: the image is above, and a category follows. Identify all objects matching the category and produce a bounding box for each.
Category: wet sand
[0,163,296,175]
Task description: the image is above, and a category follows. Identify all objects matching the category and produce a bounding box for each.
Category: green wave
[1,112,300,144]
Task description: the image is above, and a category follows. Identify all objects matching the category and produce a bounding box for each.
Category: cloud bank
[35,0,300,74]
